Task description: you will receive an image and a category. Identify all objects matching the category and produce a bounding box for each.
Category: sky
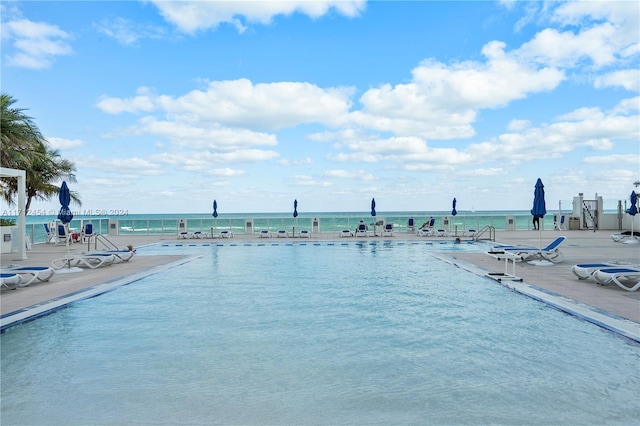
[1,0,639,215]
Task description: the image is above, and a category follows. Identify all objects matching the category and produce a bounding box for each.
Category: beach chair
[593,267,640,292]
[435,229,448,237]
[0,266,55,287]
[276,230,288,238]
[55,224,72,245]
[1,273,22,290]
[43,222,57,243]
[177,231,192,239]
[463,229,476,237]
[51,253,116,270]
[571,263,629,280]
[502,236,566,263]
[82,223,96,243]
[220,230,234,238]
[89,249,134,263]
[381,222,394,237]
[610,231,640,243]
[407,217,415,232]
[299,230,311,238]
[553,215,566,231]
[259,230,272,238]
[340,229,353,237]
[355,223,368,237]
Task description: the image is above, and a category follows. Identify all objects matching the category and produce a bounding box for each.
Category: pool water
[2,243,639,425]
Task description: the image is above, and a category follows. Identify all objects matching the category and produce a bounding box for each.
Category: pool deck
[2,229,639,339]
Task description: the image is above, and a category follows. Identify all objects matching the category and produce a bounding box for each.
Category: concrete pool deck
[1,229,639,339]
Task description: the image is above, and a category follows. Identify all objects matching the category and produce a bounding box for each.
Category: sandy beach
[1,229,639,337]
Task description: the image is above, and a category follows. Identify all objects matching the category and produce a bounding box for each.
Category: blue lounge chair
[593,267,640,291]
[52,253,116,270]
[55,224,72,245]
[381,222,394,237]
[82,223,96,243]
[571,262,631,280]
[1,273,22,290]
[0,266,55,287]
[503,236,567,263]
[43,222,57,243]
[355,222,368,237]
[407,217,415,232]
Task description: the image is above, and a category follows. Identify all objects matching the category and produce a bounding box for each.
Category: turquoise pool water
[2,243,639,425]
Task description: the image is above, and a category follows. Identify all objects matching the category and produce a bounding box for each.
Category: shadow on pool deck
[1,230,638,333]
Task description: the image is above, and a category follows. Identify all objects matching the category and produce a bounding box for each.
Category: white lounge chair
[276,230,288,238]
[89,249,134,263]
[435,229,448,237]
[52,253,116,270]
[259,230,272,238]
[407,217,415,232]
[463,229,476,237]
[177,231,192,239]
[0,266,55,287]
[192,231,209,239]
[571,262,637,280]
[1,273,22,290]
[43,222,57,243]
[501,236,566,263]
[55,224,72,245]
[299,230,311,238]
[416,218,435,236]
[82,223,96,243]
[593,267,640,291]
[553,215,566,231]
[355,223,368,237]
[381,222,394,237]
[610,231,640,243]
[220,230,234,238]
[340,229,353,237]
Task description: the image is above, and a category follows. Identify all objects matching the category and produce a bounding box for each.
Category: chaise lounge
[0,266,55,287]
[52,253,116,270]
[593,267,640,291]
[491,236,566,263]
[1,273,22,290]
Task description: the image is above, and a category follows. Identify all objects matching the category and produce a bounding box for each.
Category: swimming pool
[2,243,639,425]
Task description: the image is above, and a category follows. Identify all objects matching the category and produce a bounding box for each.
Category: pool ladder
[473,225,495,242]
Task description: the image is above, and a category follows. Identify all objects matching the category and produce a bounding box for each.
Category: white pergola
[0,167,27,260]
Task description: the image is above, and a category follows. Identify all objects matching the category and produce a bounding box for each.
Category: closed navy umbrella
[452,198,457,216]
[627,191,638,244]
[57,181,74,262]
[293,199,298,218]
[212,200,218,218]
[371,198,376,217]
[530,178,547,257]
[57,181,73,224]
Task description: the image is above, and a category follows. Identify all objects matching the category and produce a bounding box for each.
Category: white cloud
[93,17,168,46]
[516,1,639,69]
[2,18,73,68]
[594,70,640,92]
[324,169,374,180]
[149,0,366,33]
[353,40,564,139]
[582,154,640,165]
[47,137,85,150]
[97,79,354,129]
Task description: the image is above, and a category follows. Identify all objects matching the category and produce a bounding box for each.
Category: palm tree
[1,93,80,212]
[1,93,44,169]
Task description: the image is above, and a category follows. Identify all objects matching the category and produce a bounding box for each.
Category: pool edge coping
[436,253,640,344]
[0,255,200,332]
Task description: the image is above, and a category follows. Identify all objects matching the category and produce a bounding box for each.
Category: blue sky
[2,0,638,215]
